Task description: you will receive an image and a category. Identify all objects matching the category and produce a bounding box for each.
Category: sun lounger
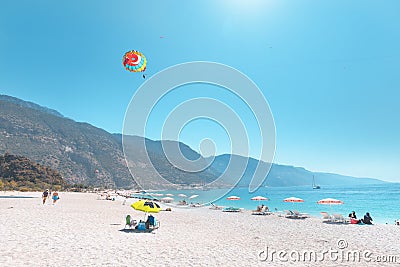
[293,210,309,218]
[320,212,348,224]
[177,200,188,206]
[222,207,241,212]
[320,212,333,222]
[284,210,293,218]
[284,210,306,219]
[284,210,298,219]
[252,206,272,215]
[274,210,285,217]
[210,203,224,210]
[332,214,348,224]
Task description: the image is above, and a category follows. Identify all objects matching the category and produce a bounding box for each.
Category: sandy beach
[1,192,400,267]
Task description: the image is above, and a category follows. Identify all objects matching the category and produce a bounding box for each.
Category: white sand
[1,192,400,267]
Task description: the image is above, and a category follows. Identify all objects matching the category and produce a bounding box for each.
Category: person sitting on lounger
[363,212,373,225]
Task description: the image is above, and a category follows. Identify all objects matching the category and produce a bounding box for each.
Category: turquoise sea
[148,183,400,225]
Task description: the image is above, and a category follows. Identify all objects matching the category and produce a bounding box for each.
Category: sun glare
[226,0,270,14]
[219,0,275,19]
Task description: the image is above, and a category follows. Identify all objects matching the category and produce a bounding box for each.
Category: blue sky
[1,0,399,182]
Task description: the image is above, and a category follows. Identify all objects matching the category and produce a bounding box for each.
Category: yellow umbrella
[131,200,161,213]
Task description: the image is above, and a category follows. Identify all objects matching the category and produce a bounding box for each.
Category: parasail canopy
[122,50,147,73]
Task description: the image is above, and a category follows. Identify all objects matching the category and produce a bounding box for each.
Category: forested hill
[0,153,66,191]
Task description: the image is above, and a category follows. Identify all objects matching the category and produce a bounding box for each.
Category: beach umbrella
[161,197,174,203]
[189,194,199,199]
[251,196,269,201]
[317,198,344,205]
[131,200,161,213]
[227,196,241,200]
[283,197,304,211]
[251,196,269,207]
[166,193,174,197]
[226,196,241,221]
[317,198,344,214]
[283,197,304,203]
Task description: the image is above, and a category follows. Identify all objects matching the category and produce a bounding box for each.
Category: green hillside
[0,153,66,191]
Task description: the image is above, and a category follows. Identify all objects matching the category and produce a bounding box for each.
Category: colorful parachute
[122,50,147,73]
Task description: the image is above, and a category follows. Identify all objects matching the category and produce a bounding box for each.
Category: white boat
[312,175,321,189]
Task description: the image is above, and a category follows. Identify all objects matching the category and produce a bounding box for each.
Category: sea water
[149,183,400,225]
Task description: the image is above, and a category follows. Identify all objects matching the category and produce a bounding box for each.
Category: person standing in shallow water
[42,189,49,204]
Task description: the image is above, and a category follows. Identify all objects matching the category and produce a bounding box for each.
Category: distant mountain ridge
[208,154,386,187]
[0,94,387,189]
[0,97,133,188]
[117,134,225,189]
[0,95,64,118]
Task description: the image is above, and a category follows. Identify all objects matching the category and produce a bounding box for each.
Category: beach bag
[137,222,146,230]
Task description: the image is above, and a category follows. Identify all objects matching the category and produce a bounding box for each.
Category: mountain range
[0,94,386,189]
[0,95,132,188]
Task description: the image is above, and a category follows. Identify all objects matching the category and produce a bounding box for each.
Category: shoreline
[0,190,397,226]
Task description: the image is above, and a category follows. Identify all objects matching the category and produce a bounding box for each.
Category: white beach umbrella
[317,198,344,205]
[227,196,241,200]
[283,197,304,203]
[226,196,241,218]
[251,196,268,201]
[317,198,344,214]
[166,193,174,197]
[189,194,199,199]
[161,197,174,203]
[251,196,269,207]
[283,197,304,211]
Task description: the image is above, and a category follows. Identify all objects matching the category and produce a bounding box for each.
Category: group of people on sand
[42,189,60,205]
[349,211,373,224]
[256,204,269,212]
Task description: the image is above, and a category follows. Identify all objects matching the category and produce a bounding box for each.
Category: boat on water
[312,175,321,189]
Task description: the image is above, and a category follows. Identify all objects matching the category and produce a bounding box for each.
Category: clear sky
[1,0,399,182]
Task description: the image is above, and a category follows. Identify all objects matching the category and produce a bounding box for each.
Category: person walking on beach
[42,189,49,204]
[52,191,60,204]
